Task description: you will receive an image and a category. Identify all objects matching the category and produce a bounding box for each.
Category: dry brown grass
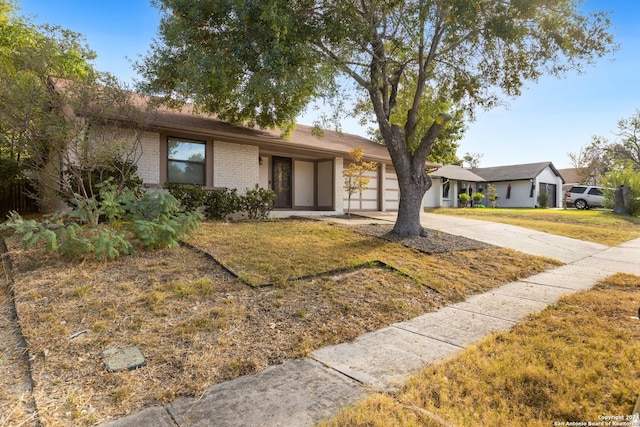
[188,220,560,300]
[1,219,560,426]
[319,273,640,427]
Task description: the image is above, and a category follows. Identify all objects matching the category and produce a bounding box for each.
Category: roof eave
[148,120,403,164]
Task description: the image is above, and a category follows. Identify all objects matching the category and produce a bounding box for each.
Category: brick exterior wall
[213,141,259,193]
[86,127,160,186]
[137,131,160,185]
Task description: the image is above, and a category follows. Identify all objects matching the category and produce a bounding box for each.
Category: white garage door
[342,160,379,211]
[384,166,399,211]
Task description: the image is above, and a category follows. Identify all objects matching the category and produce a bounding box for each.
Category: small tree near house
[487,184,499,208]
[343,148,377,218]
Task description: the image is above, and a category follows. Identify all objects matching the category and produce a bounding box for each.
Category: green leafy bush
[86,227,134,261]
[126,191,203,249]
[243,184,275,219]
[165,183,207,211]
[602,168,640,216]
[64,179,132,226]
[1,211,63,252]
[0,211,131,261]
[537,192,550,208]
[1,187,202,261]
[0,158,24,193]
[204,188,242,220]
[202,185,275,220]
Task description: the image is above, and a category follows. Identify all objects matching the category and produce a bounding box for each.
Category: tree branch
[312,40,371,91]
[405,3,448,143]
[414,113,452,162]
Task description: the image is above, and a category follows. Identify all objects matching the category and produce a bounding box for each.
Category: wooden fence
[0,181,39,218]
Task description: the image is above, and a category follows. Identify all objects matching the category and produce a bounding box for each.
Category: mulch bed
[343,222,494,254]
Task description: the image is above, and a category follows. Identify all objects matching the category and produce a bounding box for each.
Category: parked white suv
[565,185,605,210]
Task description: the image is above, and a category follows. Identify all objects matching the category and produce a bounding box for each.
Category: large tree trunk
[369,74,450,237]
[393,172,432,236]
[379,121,445,237]
[389,136,432,236]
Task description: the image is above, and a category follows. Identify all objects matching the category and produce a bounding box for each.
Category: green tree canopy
[0,0,96,162]
[362,78,467,166]
[609,110,640,171]
[569,109,640,185]
[141,0,615,236]
[0,1,153,213]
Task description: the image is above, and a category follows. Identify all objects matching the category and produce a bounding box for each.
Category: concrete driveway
[358,211,609,264]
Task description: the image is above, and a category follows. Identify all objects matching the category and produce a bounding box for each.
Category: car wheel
[574,199,588,210]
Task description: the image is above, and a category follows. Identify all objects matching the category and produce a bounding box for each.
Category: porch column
[334,157,344,214]
[453,183,459,208]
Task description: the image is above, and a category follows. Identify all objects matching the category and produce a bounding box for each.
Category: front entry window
[167,137,206,185]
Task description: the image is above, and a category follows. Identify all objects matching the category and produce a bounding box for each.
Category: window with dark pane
[167,137,206,185]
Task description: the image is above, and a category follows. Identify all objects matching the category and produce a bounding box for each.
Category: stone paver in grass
[102,346,146,372]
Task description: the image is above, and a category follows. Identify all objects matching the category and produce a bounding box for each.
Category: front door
[272,156,292,208]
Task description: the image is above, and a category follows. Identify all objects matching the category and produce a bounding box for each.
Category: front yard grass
[186,220,558,299]
[319,273,640,427]
[427,208,640,246]
[1,219,559,426]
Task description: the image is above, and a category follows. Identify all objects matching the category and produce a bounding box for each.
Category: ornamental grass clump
[458,193,470,207]
[472,192,484,204]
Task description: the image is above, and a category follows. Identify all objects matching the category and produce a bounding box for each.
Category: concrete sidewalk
[100,214,640,427]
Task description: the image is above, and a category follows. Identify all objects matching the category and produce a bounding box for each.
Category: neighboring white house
[424,162,565,208]
[424,165,486,208]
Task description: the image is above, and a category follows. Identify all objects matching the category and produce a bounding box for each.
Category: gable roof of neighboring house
[430,164,485,182]
[471,161,564,183]
[50,78,440,169]
[557,168,581,184]
[557,167,599,185]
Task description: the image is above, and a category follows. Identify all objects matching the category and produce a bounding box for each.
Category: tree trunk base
[391,222,424,237]
[392,203,424,237]
[613,185,632,216]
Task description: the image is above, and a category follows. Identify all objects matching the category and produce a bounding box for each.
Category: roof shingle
[471,162,562,182]
[431,165,485,182]
[51,78,440,167]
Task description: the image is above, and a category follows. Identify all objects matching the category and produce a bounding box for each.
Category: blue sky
[17,0,640,169]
